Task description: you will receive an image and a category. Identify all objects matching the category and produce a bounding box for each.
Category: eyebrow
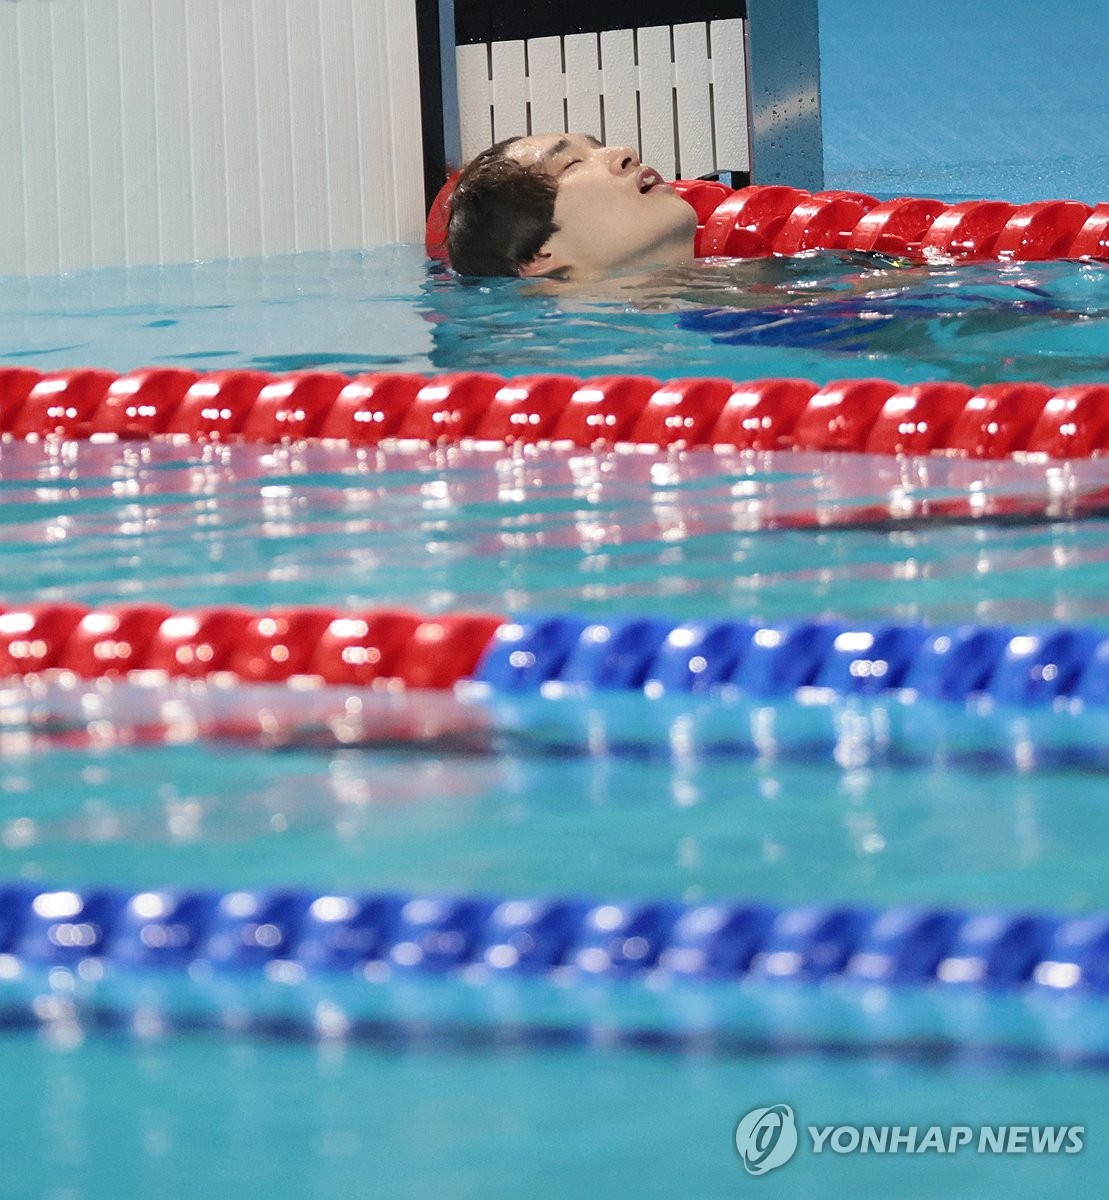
[540,134,603,163]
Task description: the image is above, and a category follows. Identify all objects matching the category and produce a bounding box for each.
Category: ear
[518,249,572,279]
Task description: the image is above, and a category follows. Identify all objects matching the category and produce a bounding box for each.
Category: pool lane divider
[9,883,1090,993]
[426,175,1109,264]
[5,367,1109,459]
[673,181,1109,263]
[3,604,1109,708]
[5,883,1109,1060]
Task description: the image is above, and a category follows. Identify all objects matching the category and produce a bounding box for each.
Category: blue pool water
[1,1037,1103,1200]
[7,245,1109,385]
[819,0,1109,204]
[4,247,1109,1197]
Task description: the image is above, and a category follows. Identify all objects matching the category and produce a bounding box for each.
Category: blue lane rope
[10,883,1109,1063]
[2,882,1105,995]
[470,617,1109,706]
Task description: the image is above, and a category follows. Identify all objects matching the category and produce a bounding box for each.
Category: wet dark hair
[446,137,560,278]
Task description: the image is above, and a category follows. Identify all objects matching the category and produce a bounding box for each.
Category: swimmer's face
[505,133,697,281]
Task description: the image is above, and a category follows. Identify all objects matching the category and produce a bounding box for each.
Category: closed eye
[561,159,581,173]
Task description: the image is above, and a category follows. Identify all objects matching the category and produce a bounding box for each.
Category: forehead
[504,132,600,167]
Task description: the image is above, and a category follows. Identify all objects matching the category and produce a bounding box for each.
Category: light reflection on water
[3,439,1109,625]
[0,736,1106,914]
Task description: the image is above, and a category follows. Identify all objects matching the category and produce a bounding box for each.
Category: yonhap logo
[733,1103,1084,1176]
[734,1104,799,1176]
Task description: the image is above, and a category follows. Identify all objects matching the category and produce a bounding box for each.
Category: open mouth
[637,167,664,194]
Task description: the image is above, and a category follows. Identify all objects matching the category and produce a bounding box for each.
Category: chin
[648,189,698,236]
[662,203,699,249]
[673,195,699,233]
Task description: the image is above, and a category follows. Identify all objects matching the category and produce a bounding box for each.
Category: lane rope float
[2,603,1109,708]
[3,881,1109,1064]
[5,367,1109,459]
[0,881,1099,994]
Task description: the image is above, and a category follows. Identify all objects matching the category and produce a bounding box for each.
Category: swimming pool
[9,244,1109,385]
[3,240,1109,1199]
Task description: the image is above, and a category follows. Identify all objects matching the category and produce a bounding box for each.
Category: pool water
[4,740,1109,914]
[1,1036,1102,1200]
[3,248,1109,1197]
[6,437,1109,623]
[6,245,1109,385]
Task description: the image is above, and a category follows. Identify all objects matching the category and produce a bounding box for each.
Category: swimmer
[447,132,698,281]
[443,132,1075,348]
[444,130,924,313]
[444,132,928,303]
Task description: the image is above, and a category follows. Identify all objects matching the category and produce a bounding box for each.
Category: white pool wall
[0,0,426,277]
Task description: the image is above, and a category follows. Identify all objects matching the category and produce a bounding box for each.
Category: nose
[606,145,641,174]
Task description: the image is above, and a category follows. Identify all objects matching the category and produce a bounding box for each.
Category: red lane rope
[0,604,502,690]
[426,174,1109,263]
[5,367,1109,458]
[670,181,1109,263]
[6,604,1109,716]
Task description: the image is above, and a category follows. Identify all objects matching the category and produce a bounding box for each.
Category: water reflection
[426,253,1109,385]
[0,733,1105,912]
[4,440,1109,623]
